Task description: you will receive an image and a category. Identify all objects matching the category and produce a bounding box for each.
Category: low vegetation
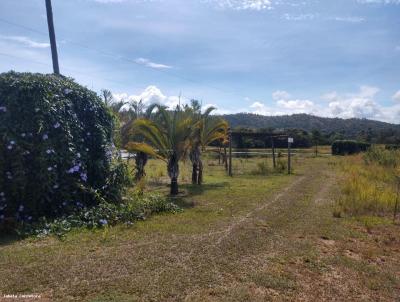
[335,146,400,219]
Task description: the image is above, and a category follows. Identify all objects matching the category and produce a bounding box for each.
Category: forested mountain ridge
[220,113,400,143]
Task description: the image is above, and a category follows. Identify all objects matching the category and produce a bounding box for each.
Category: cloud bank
[114,85,400,123]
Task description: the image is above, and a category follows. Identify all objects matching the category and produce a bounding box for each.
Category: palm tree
[189,106,228,185]
[125,105,193,195]
[122,103,159,181]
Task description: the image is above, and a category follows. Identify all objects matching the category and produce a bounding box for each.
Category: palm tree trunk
[198,158,203,185]
[135,152,148,181]
[190,146,201,185]
[223,146,228,171]
[168,154,179,195]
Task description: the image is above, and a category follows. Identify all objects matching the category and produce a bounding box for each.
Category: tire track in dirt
[214,175,307,245]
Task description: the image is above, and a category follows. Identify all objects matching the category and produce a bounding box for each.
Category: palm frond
[125,142,166,161]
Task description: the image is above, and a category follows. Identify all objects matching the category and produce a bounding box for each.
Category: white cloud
[134,57,172,69]
[393,90,400,102]
[283,13,316,21]
[321,86,400,122]
[272,90,291,101]
[114,86,400,123]
[242,87,400,123]
[0,35,49,48]
[113,85,185,110]
[357,0,400,4]
[277,99,314,110]
[330,16,365,23]
[205,0,273,11]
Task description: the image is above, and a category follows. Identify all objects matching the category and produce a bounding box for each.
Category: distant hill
[220,113,400,143]
[222,113,398,134]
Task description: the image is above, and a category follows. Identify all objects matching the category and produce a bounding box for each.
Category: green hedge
[331,140,370,155]
[0,72,127,228]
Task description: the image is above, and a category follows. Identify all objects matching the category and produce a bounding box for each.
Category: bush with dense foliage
[331,140,370,155]
[0,72,129,230]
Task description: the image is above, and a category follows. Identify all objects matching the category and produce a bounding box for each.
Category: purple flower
[86,132,91,136]
[18,205,24,212]
[46,149,52,154]
[62,201,67,206]
[0,106,7,112]
[47,167,53,171]
[21,133,26,137]
[7,145,12,150]
[99,219,108,226]
[42,134,48,140]
[10,141,15,145]
[80,173,88,182]
[53,122,61,129]
[53,184,59,189]
[27,216,32,221]
[0,192,4,197]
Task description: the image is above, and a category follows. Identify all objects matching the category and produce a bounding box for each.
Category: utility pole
[228,128,233,177]
[45,0,60,75]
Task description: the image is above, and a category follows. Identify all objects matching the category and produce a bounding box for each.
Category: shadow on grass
[184,181,229,196]
[0,233,21,246]
[169,181,229,209]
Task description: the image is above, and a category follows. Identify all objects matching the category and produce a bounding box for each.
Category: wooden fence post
[271,136,276,169]
[228,128,232,177]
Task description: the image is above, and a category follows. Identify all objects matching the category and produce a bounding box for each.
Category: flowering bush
[0,72,128,230]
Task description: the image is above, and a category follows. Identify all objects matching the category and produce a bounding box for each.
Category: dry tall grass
[336,146,400,218]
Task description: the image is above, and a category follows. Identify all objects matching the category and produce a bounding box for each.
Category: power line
[0,17,248,100]
[0,52,141,90]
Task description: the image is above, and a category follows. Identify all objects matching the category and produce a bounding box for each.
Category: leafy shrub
[275,159,287,173]
[331,140,370,156]
[17,192,181,238]
[0,72,128,229]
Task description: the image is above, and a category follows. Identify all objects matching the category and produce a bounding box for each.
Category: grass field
[0,151,399,301]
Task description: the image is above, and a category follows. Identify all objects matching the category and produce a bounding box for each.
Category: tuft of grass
[251,271,297,291]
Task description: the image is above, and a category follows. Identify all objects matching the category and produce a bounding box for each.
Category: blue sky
[0,0,399,123]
